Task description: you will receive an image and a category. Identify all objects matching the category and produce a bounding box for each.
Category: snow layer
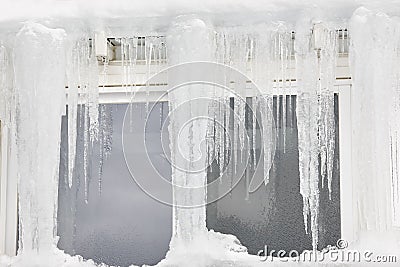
[0,0,398,24]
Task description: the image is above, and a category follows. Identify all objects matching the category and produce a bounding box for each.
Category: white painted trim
[339,84,354,244]
[83,80,352,104]
[0,123,18,256]
[0,121,7,254]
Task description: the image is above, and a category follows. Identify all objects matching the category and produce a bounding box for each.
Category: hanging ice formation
[13,22,67,252]
[209,24,340,250]
[117,35,166,130]
[295,22,338,250]
[65,37,100,194]
[5,9,400,262]
[98,104,113,195]
[213,28,279,188]
[0,44,14,130]
[350,8,400,232]
[167,16,214,243]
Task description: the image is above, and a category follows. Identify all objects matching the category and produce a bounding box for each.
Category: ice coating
[350,8,400,245]
[0,3,400,266]
[13,22,66,252]
[167,16,213,244]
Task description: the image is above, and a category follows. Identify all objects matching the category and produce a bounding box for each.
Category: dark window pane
[206,95,340,254]
[57,103,172,267]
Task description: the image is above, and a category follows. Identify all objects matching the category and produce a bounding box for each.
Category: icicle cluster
[118,36,166,116]
[65,37,100,194]
[214,31,249,177]
[0,44,14,127]
[316,25,338,199]
[295,23,339,250]
[350,8,400,230]
[212,26,341,251]
[212,27,298,191]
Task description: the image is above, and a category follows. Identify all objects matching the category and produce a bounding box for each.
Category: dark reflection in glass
[57,103,172,267]
[207,95,340,255]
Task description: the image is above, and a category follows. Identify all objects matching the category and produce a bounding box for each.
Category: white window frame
[0,121,18,256]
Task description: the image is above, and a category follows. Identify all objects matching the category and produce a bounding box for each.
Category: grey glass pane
[57,103,172,267]
[206,95,340,254]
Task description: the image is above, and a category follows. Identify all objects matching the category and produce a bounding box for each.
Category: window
[57,103,172,267]
[206,95,341,254]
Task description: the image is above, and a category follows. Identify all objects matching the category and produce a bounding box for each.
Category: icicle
[295,22,321,250]
[219,99,226,177]
[349,7,400,235]
[83,106,90,204]
[252,97,257,170]
[121,38,127,93]
[317,28,338,198]
[129,37,139,132]
[387,21,400,228]
[206,104,215,169]
[14,22,67,252]
[225,97,231,162]
[88,39,99,143]
[251,28,276,185]
[167,17,213,242]
[65,40,80,188]
[145,37,155,114]
[98,104,113,196]
[160,101,164,130]
[279,33,287,152]
[0,44,13,127]
[259,96,274,185]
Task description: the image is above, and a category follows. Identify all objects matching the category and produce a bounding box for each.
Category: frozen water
[14,22,66,252]
[167,16,213,244]
[1,2,400,266]
[350,7,400,236]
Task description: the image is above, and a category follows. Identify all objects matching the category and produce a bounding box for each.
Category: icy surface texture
[1,2,400,266]
[14,22,66,252]
[295,22,339,250]
[350,8,400,240]
[167,16,213,244]
[213,27,280,190]
[64,36,102,199]
[212,24,339,251]
[0,45,14,127]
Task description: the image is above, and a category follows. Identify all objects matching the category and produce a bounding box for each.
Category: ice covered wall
[0,44,14,128]
[167,16,213,244]
[0,3,399,266]
[13,22,66,252]
[349,7,400,250]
